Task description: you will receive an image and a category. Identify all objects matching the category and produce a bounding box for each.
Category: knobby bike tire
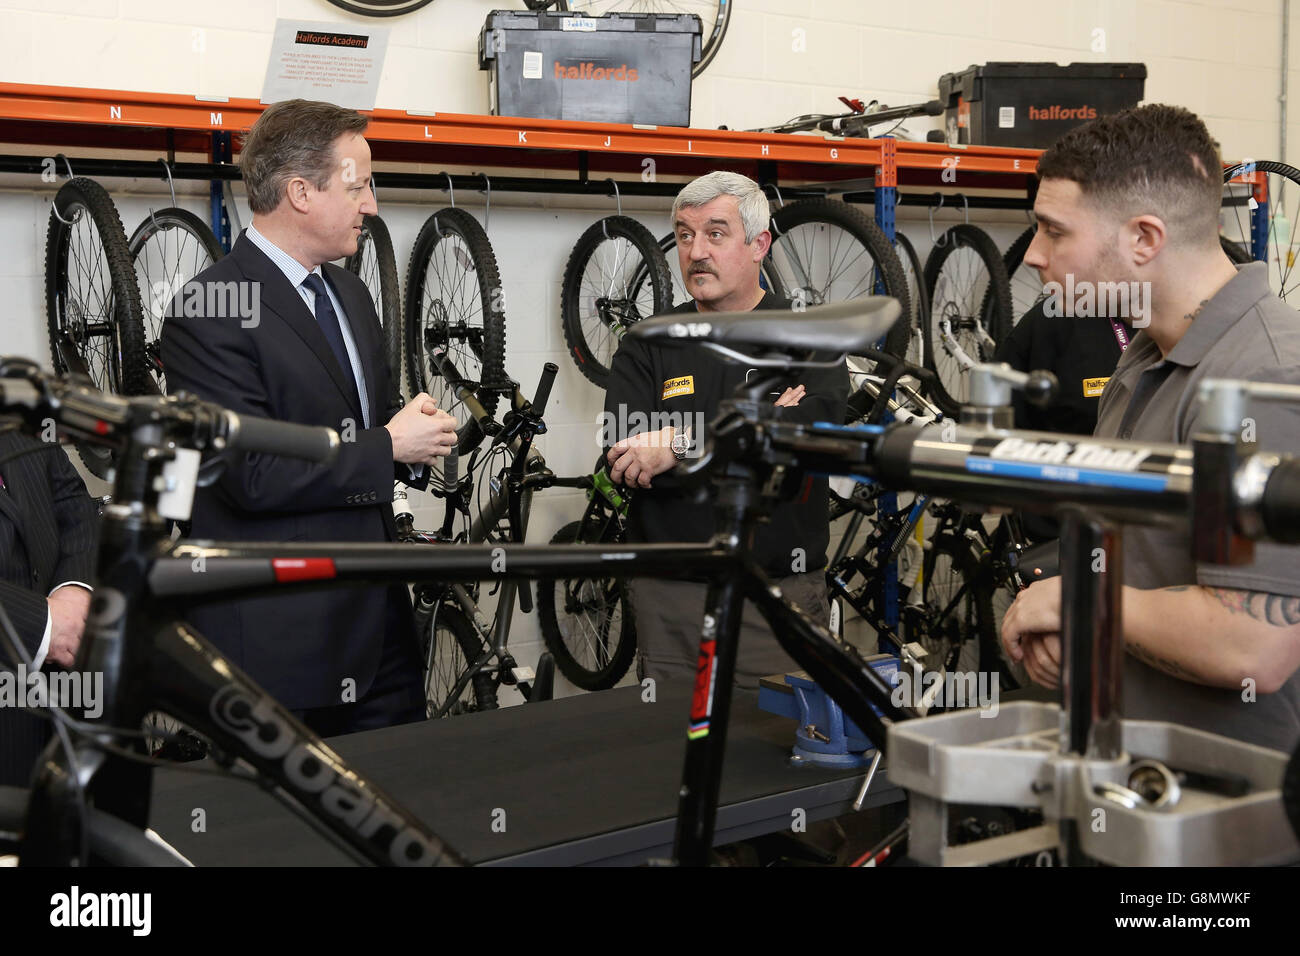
[556,0,732,78]
[923,223,1012,417]
[560,215,673,387]
[346,213,403,394]
[421,602,491,718]
[997,222,1044,325]
[128,206,224,394]
[405,206,507,454]
[0,786,188,866]
[46,177,149,478]
[895,230,929,368]
[768,198,912,357]
[535,518,638,690]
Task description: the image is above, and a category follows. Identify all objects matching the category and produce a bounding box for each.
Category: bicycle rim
[768,198,911,357]
[128,207,223,395]
[561,215,671,386]
[423,603,482,719]
[1221,160,1300,300]
[924,224,1011,416]
[562,0,731,77]
[405,207,506,462]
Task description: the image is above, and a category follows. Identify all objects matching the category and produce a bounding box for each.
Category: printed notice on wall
[261,19,390,110]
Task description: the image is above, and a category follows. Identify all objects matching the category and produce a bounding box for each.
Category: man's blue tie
[302,272,362,415]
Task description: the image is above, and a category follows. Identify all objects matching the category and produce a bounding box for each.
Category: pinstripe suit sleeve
[0,579,49,664]
[46,448,98,587]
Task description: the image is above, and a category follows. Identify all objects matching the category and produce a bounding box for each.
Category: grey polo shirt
[1094,262,1300,752]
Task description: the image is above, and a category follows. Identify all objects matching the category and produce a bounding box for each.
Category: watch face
[671,433,690,456]
[325,0,435,16]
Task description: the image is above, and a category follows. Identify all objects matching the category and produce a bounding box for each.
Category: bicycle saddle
[628,294,901,356]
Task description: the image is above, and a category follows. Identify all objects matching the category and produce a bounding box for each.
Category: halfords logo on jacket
[1028,104,1097,121]
[555,62,640,81]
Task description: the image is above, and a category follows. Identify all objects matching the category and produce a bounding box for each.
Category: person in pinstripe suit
[0,427,98,787]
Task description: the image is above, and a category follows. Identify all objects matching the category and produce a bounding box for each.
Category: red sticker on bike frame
[688,639,717,739]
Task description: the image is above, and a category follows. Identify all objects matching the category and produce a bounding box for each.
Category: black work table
[147,684,904,866]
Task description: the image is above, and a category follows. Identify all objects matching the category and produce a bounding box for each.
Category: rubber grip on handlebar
[532,363,558,419]
[225,412,340,465]
[1261,458,1300,544]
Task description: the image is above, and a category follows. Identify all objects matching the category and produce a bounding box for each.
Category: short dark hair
[1035,104,1223,248]
[239,100,369,215]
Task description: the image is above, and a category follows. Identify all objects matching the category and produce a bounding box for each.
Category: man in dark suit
[0,431,97,786]
[160,100,457,737]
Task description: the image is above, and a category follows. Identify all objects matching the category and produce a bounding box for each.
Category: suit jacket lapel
[0,432,31,552]
[324,262,382,428]
[229,234,363,419]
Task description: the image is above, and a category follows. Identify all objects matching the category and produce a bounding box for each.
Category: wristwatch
[670,428,691,460]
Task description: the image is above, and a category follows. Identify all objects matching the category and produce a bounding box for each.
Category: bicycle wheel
[999,223,1046,324]
[767,198,912,357]
[46,177,149,478]
[557,0,731,78]
[560,215,672,387]
[128,207,223,395]
[405,207,507,459]
[1222,160,1300,301]
[922,223,1012,417]
[536,518,637,690]
[346,213,402,392]
[910,530,995,681]
[420,603,487,719]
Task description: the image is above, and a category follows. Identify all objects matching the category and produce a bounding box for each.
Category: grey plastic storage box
[937,62,1147,149]
[478,10,701,127]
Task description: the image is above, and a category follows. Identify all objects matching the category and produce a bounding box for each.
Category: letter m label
[210,112,223,126]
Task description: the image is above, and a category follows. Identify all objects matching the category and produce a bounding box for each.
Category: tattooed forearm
[1126,639,1197,680]
[1203,588,1300,626]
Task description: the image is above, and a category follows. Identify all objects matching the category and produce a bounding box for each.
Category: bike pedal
[511,666,536,682]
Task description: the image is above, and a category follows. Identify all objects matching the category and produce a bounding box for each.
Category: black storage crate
[478,10,701,127]
[937,62,1147,149]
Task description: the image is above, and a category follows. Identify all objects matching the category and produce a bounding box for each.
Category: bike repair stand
[887,369,1300,866]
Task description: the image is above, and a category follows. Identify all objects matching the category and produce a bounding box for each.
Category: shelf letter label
[761,144,770,156]
[210,112,223,126]
[518,131,528,143]
[830,148,839,159]
[1014,159,1021,169]
[424,126,433,139]
[687,140,692,152]
[110,106,122,120]
[604,136,611,147]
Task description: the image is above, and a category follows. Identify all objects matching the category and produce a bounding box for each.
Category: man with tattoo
[1000,104,1300,753]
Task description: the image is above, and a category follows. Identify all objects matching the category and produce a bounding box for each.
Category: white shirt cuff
[34,582,93,671]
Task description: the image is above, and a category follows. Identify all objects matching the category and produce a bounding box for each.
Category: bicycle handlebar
[531,363,558,420]
[0,358,339,465]
[224,411,340,464]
